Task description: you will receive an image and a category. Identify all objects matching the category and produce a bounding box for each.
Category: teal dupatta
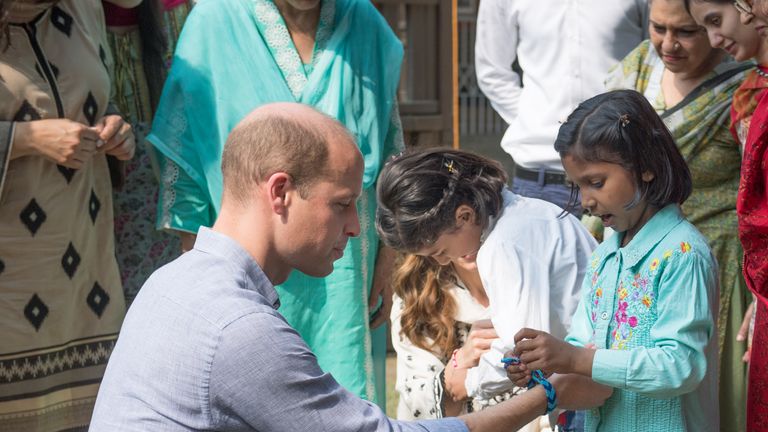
[148,0,403,405]
[149,0,403,216]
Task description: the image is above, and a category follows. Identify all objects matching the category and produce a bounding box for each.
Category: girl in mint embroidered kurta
[147,0,403,405]
[566,204,718,431]
[510,90,719,432]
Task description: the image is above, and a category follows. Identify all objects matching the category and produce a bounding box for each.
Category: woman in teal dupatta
[147,0,404,406]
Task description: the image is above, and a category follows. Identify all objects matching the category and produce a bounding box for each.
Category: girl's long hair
[392,254,459,360]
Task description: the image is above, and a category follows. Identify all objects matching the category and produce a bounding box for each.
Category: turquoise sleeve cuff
[591,348,631,388]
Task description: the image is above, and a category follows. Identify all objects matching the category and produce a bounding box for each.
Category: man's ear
[265,172,294,215]
[454,204,476,227]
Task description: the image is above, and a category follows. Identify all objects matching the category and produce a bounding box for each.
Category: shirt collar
[193,227,281,309]
[603,204,684,269]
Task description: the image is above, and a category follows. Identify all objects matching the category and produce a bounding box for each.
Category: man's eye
[590,181,604,188]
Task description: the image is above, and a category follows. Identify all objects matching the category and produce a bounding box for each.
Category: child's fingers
[518,350,548,372]
[513,327,541,344]
[513,338,538,356]
[504,364,530,386]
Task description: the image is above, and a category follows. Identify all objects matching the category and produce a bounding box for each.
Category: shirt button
[601,312,609,320]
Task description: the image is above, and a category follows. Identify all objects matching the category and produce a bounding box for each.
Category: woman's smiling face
[689,1,762,61]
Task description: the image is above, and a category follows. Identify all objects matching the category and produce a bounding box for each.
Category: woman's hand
[443,361,469,402]
[455,319,498,369]
[11,119,101,168]
[513,328,595,377]
[738,297,756,363]
[96,115,135,160]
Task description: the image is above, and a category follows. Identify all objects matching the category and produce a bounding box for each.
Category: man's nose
[345,206,361,238]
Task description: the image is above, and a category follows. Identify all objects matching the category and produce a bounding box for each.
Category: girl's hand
[456,319,498,369]
[96,115,135,160]
[12,119,101,169]
[513,328,595,377]
[502,349,531,387]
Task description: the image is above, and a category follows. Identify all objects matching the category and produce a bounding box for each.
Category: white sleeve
[464,337,516,399]
[390,295,445,419]
[474,0,521,124]
[465,241,548,398]
[465,216,595,399]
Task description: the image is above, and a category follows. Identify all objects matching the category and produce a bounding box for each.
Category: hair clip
[385,151,406,166]
[619,114,630,128]
[444,159,458,175]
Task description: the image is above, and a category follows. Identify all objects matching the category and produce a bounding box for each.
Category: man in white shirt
[475,0,648,213]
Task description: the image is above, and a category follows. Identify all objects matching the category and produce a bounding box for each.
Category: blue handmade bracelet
[501,356,557,414]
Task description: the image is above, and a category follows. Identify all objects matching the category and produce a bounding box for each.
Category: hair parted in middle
[376,148,508,253]
[554,89,692,212]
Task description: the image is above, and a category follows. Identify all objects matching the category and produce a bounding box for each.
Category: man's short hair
[221,114,332,203]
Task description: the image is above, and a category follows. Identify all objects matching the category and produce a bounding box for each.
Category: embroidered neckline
[253,0,336,99]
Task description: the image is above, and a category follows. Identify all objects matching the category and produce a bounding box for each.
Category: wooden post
[452,0,459,149]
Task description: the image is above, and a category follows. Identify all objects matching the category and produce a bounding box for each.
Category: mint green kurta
[567,205,719,431]
[147,0,404,405]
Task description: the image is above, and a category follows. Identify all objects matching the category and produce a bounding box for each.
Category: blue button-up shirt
[89,228,468,431]
[565,205,719,431]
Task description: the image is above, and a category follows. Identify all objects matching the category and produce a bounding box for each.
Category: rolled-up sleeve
[591,251,714,398]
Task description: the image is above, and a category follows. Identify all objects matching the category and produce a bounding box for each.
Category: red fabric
[749,302,768,431]
[102,2,139,26]
[162,0,189,10]
[737,78,768,307]
[737,68,768,430]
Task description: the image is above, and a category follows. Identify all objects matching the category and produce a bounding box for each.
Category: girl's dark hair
[683,0,733,14]
[376,148,508,253]
[554,89,692,210]
[137,0,167,110]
